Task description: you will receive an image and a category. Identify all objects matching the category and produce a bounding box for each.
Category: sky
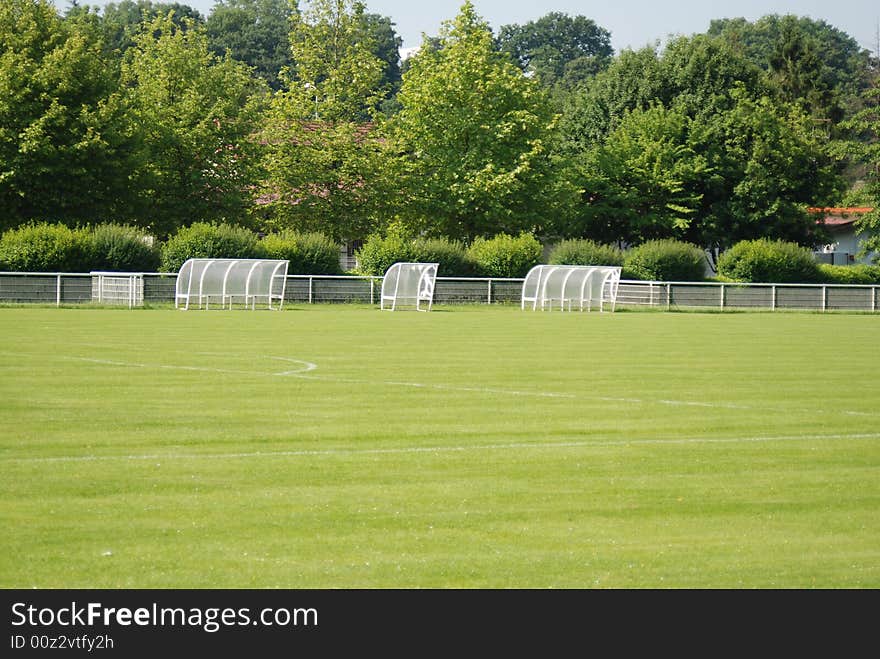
[58,0,880,56]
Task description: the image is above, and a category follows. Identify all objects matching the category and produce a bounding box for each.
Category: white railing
[0,272,877,312]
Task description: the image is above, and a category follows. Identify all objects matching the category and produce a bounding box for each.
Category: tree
[709,14,873,133]
[206,0,292,90]
[0,0,135,229]
[496,12,612,89]
[285,0,386,122]
[361,12,402,105]
[85,1,206,56]
[257,0,390,241]
[566,105,707,244]
[558,46,665,151]
[388,1,566,240]
[841,78,880,261]
[119,13,268,237]
[685,87,843,253]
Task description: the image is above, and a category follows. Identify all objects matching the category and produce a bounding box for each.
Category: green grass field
[1,304,878,588]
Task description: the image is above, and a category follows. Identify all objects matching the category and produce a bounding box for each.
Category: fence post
[666,283,671,311]
[822,285,827,312]
[771,285,777,311]
[56,274,62,307]
[487,279,492,305]
[308,276,313,304]
[720,284,725,310]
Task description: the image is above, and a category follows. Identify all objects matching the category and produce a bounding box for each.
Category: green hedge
[0,223,92,272]
[410,237,474,276]
[717,239,821,283]
[623,239,707,281]
[354,226,413,276]
[160,222,265,272]
[548,239,624,267]
[87,224,160,272]
[355,228,474,276]
[466,233,542,278]
[817,264,880,285]
[261,230,341,275]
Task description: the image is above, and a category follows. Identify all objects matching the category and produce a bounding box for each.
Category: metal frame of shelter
[175,258,289,310]
[521,265,622,312]
[380,262,439,311]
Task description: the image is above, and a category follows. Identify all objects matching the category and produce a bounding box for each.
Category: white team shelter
[521,265,622,312]
[175,258,289,310]
[380,262,439,311]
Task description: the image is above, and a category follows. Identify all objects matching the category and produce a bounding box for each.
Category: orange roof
[808,207,873,215]
[809,207,874,227]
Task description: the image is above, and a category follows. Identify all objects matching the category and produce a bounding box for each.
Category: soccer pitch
[1,305,878,588]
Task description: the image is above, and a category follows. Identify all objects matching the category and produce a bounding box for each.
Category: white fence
[0,272,878,312]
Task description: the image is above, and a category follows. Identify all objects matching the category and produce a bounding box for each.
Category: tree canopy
[0,1,875,259]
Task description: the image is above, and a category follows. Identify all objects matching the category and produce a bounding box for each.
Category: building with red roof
[809,207,876,265]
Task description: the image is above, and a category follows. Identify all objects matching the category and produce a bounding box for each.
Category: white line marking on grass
[3,350,876,417]
[6,432,880,464]
[47,355,319,378]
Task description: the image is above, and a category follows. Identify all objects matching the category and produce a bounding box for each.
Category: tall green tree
[709,14,873,132]
[841,77,880,261]
[686,87,843,252]
[206,0,292,90]
[81,1,205,56]
[257,0,389,241]
[0,0,134,229]
[119,13,268,237]
[567,104,707,244]
[389,1,566,240]
[496,12,613,89]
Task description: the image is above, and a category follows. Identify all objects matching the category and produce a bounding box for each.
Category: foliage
[716,238,822,283]
[119,13,268,238]
[685,88,843,251]
[466,232,542,278]
[566,104,707,244]
[496,12,612,89]
[160,222,265,271]
[409,237,474,276]
[258,120,390,242]
[285,0,387,122]
[83,1,207,56]
[623,239,707,281]
[260,230,342,274]
[361,12,403,105]
[558,47,667,151]
[0,222,91,272]
[708,14,873,132]
[206,0,292,90]
[840,78,880,262]
[547,239,624,267]
[354,226,474,276]
[0,0,136,230]
[353,223,413,276]
[87,223,161,272]
[389,1,563,240]
[258,0,390,242]
[817,264,880,285]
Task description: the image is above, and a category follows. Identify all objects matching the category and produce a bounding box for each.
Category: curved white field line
[5,432,880,465]
[54,354,318,377]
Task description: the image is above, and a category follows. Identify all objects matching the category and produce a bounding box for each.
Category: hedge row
[355,228,543,278]
[0,223,160,273]
[0,222,342,275]
[715,239,880,284]
[3,223,878,284]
